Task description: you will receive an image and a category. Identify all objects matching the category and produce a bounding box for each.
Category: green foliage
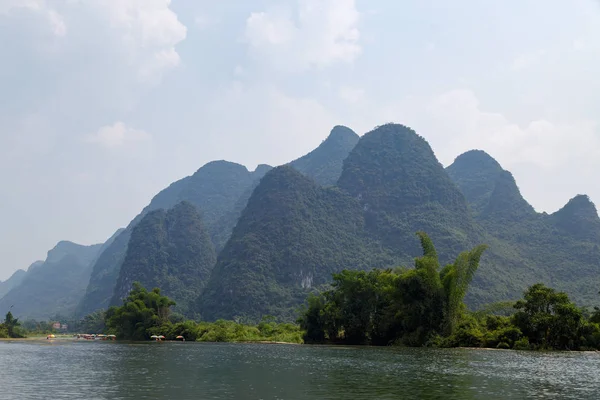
[512,283,584,350]
[112,201,216,317]
[105,283,176,340]
[299,233,486,346]
[4,312,18,336]
[79,310,106,333]
[192,319,303,344]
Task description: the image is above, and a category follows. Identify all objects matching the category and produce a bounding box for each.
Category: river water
[0,340,599,399]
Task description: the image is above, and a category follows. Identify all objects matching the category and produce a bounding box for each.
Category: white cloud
[0,0,66,37]
[201,81,338,167]
[418,90,600,170]
[89,0,187,82]
[244,0,361,71]
[85,121,152,150]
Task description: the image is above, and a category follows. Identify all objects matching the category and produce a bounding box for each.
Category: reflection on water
[1,340,599,399]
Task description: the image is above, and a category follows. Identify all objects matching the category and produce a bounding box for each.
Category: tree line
[298,232,600,350]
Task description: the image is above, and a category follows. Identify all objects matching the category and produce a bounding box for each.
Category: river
[0,340,599,399]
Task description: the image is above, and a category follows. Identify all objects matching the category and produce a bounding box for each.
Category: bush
[513,337,531,350]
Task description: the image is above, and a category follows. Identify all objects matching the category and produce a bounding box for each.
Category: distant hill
[548,195,600,242]
[77,162,269,316]
[0,241,103,320]
[289,125,359,186]
[0,268,28,300]
[112,202,216,316]
[447,150,600,306]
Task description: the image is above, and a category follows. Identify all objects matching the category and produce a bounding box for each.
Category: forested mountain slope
[447,150,600,306]
[112,202,216,316]
[78,162,268,316]
[200,166,391,321]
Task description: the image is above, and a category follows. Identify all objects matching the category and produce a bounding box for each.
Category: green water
[1,340,599,399]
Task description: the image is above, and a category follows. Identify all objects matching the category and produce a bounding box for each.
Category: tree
[79,310,106,333]
[298,232,487,346]
[4,311,21,338]
[105,282,175,340]
[513,283,583,350]
[396,232,486,345]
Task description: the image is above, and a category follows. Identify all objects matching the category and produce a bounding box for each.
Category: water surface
[1,340,599,399]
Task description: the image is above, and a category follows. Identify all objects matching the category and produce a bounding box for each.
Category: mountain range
[2,123,598,322]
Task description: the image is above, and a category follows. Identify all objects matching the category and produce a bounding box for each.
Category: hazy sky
[1,0,600,280]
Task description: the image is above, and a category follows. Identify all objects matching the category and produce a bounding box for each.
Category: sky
[1,0,600,280]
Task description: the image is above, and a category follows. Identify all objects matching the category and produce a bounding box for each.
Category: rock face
[289,125,360,186]
[77,161,269,316]
[111,202,216,316]
[0,241,103,320]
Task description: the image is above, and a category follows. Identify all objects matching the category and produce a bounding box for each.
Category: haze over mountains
[2,124,599,322]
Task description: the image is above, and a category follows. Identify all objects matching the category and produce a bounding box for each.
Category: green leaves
[512,283,584,350]
[299,232,487,346]
[105,282,176,340]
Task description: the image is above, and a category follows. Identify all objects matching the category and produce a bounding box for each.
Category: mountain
[201,124,479,321]
[337,124,478,263]
[289,125,359,186]
[0,241,103,320]
[447,150,600,306]
[548,195,600,242]
[447,150,536,228]
[78,162,270,316]
[0,268,28,300]
[111,202,216,316]
[200,166,390,322]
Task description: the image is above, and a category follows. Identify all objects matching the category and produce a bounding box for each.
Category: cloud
[85,121,152,150]
[0,0,66,37]
[87,0,187,82]
[198,81,338,168]
[419,90,600,169]
[1,0,187,83]
[244,0,361,71]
